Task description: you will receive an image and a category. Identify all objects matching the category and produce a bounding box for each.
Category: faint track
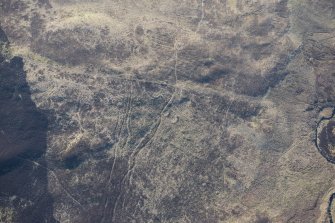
[17,157,85,210]
[100,82,134,223]
[196,0,205,32]
[106,82,134,223]
[109,38,180,221]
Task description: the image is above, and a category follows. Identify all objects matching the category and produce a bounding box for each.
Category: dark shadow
[0,27,58,223]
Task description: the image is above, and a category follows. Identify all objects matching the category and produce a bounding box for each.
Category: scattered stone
[320,107,334,119]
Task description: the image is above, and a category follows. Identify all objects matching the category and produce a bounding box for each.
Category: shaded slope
[0,27,57,223]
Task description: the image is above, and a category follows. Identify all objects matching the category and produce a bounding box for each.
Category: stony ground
[0,0,335,222]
